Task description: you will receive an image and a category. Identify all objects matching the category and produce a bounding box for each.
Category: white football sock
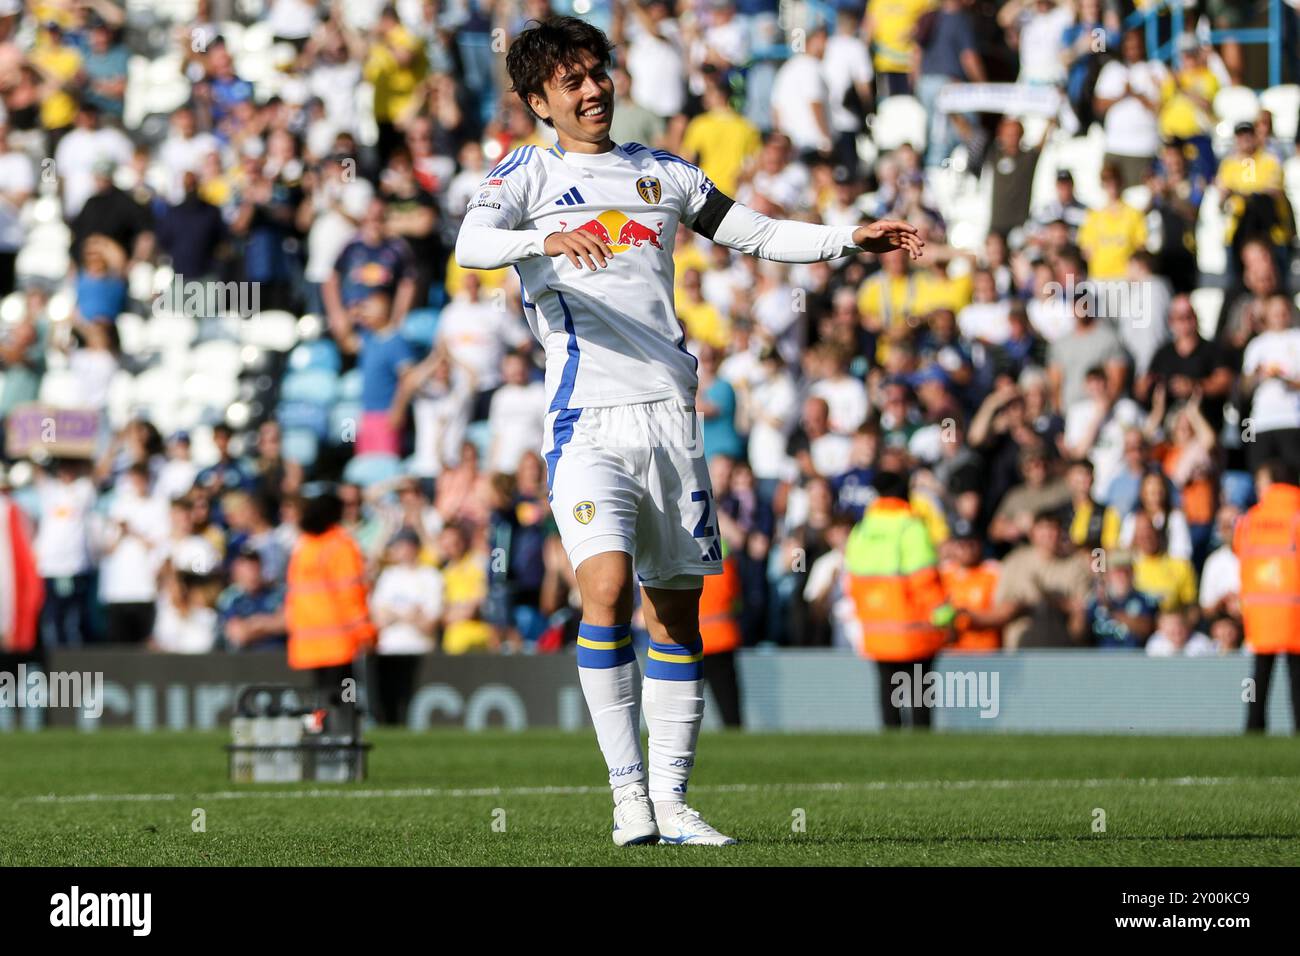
[576,623,646,790]
[642,672,705,805]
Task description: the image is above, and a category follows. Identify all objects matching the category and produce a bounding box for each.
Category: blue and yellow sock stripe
[644,639,704,681]
[576,623,636,669]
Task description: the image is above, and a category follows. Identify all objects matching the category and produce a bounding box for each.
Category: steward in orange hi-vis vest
[843,472,956,730]
[699,550,742,655]
[698,543,744,727]
[844,497,955,663]
[1234,481,1300,654]
[1232,464,1300,734]
[286,516,376,671]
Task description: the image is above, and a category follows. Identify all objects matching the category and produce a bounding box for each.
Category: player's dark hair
[506,17,614,128]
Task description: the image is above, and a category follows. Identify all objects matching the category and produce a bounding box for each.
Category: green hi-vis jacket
[844,497,955,661]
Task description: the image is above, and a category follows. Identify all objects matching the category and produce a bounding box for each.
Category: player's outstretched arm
[707,200,923,263]
[454,221,551,271]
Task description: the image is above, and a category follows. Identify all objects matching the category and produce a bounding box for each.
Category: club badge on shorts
[573,501,596,525]
[635,176,661,204]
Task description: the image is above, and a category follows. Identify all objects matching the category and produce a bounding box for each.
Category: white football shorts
[542,398,723,589]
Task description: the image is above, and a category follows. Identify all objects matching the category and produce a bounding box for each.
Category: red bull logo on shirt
[561,210,664,254]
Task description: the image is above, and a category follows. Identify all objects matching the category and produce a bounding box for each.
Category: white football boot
[655,803,737,846]
[611,783,660,846]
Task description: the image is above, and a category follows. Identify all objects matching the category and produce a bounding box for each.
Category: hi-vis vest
[940,560,1001,651]
[1233,483,1300,654]
[699,545,742,655]
[844,497,954,662]
[285,526,376,670]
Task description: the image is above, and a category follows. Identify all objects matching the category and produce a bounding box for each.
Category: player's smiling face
[530,51,614,153]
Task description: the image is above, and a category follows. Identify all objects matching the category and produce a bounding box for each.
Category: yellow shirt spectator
[1069,502,1122,551]
[1133,553,1197,612]
[364,26,427,124]
[1078,202,1147,280]
[440,554,493,654]
[1218,150,1283,196]
[31,42,81,131]
[1158,66,1218,139]
[678,300,730,350]
[867,0,933,75]
[681,108,761,196]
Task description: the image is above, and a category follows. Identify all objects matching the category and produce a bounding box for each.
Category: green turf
[2,730,1298,866]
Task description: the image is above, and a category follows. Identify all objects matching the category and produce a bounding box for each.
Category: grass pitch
[1,730,1298,866]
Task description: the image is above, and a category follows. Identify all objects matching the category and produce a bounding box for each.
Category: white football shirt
[456,141,862,418]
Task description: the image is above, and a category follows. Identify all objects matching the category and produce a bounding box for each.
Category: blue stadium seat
[401,307,441,350]
[339,368,364,403]
[277,400,330,439]
[279,368,339,405]
[287,338,342,373]
[344,453,404,488]
[281,428,320,468]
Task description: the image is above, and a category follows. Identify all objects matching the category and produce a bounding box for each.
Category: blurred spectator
[216,547,288,652]
[1199,503,1242,646]
[770,22,831,157]
[1093,29,1160,189]
[1063,457,1120,552]
[435,271,530,414]
[1077,163,1146,281]
[326,197,419,340]
[1142,294,1233,433]
[56,103,134,223]
[352,290,416,456]
[1130,512,1197,612]
[82,20,128,120]
[196,424,254,498]
[996,510,1091,648]
[155,172,226,281]
[617,0,687,122]
[998,0,1072,86]
[1085,550,1156,649]
[371,526,442,722]
[436,520,492,654]
[697,343,743,461]
[1239,293,1300,472]
[823,9,872,171]
[34,460,98,647]
[99,462,168,643]
[0,288,48,433]
[0,120,34,296]
[940,528,1007,650]
[486,352,545,474]
[223,490,289,583]
[366,5,431,164]
[988,443,1070,549]
[916,0,985,169]
[1145,609,1216,657]
[864,0,929,99]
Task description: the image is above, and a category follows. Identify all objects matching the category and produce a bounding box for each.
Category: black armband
[691,187,735,241]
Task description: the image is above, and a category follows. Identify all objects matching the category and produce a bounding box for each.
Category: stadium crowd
[0,0,1298,665]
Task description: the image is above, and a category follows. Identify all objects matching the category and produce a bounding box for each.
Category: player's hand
[544,229,613,270]
[854,219,924,259]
